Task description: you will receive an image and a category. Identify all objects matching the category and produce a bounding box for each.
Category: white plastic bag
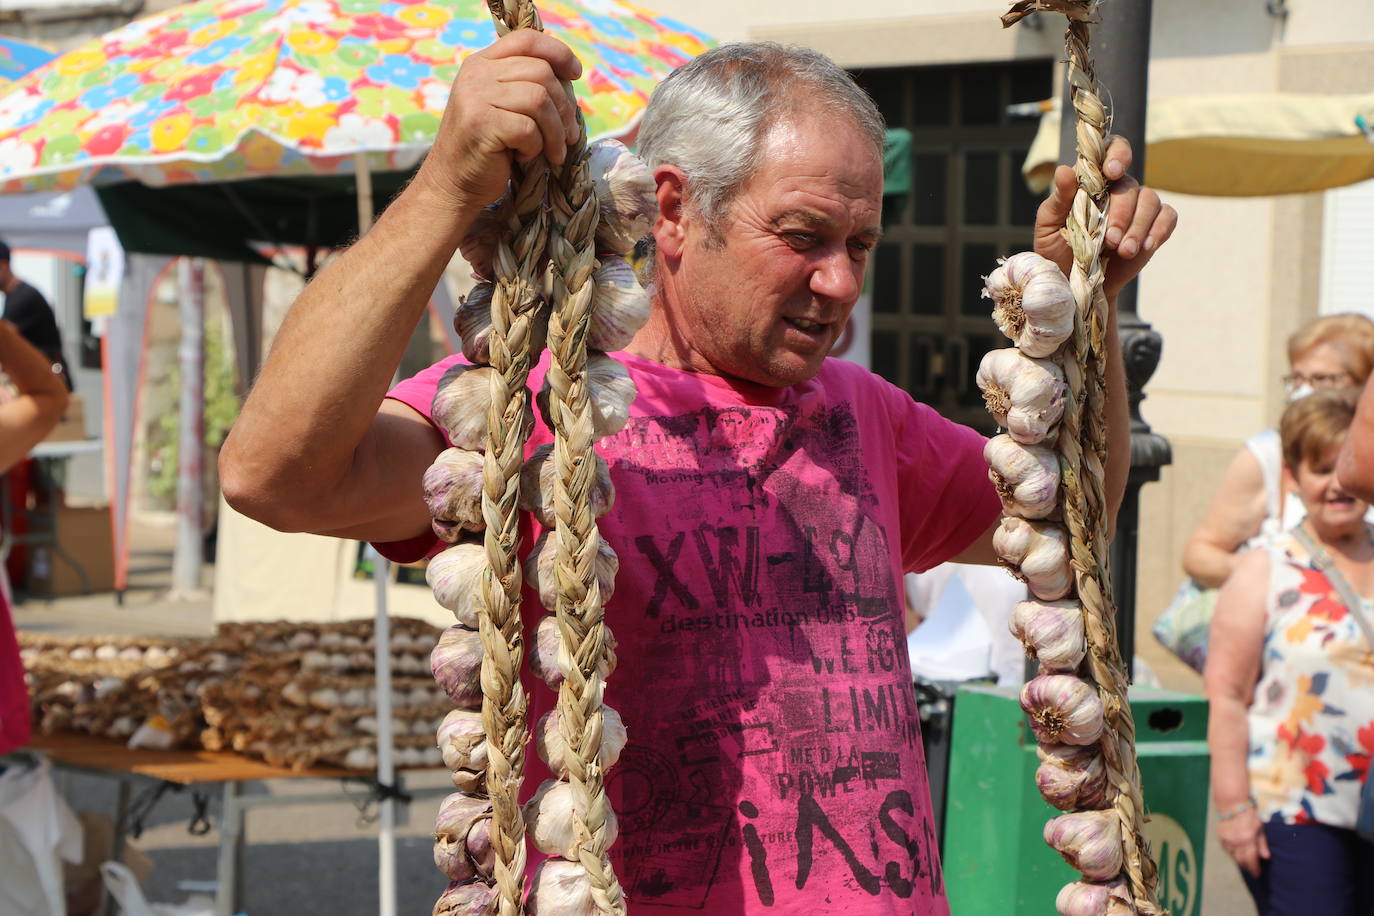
[0,754,83,916]
[98,862,215,916]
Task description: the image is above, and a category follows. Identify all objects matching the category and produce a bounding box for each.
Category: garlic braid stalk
[997,3,1161,913]
[538,93,627,913]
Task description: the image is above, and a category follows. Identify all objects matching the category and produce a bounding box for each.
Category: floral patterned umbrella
[0,0,713,193]
[0,37,55,93]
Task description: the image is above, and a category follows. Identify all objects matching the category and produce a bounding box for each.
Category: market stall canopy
[1023,93,1374,197]
[0,0,714,260]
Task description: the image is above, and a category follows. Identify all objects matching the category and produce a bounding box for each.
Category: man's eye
[783,232,816,247]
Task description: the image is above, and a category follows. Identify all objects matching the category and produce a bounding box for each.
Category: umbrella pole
[355,152,395,916]
[171,257,205,597]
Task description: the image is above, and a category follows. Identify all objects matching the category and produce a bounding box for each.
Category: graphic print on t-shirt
[595,397,945,912]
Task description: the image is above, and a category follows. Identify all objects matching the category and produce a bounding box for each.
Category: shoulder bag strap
[1292,526,1374,652]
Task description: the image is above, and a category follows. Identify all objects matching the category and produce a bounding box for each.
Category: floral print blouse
[1248,538,1374,828]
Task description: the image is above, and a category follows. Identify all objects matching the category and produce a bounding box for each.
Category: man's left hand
[1033,136,1177,301]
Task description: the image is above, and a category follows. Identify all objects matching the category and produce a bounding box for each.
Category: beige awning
[1023,93,1374,197]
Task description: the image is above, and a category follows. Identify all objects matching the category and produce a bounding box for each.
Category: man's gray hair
[636,42,885,234]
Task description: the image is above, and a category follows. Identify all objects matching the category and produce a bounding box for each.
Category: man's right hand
[417,30,584,213]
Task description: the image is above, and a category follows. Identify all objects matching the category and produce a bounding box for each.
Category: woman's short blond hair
[1287,313,1374,385]
[1280,388,1359,472]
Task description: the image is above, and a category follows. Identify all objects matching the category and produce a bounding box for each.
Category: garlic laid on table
[984,252,1075,358]
[1009,599,1087,672]
[977,348,1066,445]
[993,516,1073,600]
[985,435,1060,519]
[1043,810,1124,882]
[1036,743,1108,811]
[1020,674,1105,746]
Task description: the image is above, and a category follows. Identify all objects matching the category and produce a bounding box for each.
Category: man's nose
[810,246,862,303]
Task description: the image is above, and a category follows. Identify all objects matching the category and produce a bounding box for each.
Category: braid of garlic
[1002,4,1161,913]
[1062,19,1161,913]
[475,5,552,915]
[543,104,628,915]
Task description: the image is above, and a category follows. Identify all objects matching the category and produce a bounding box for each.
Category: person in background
[1183,313,1374,588]
[1206,389,1374,914]
[0,240,70,392]
[0,320,68,755]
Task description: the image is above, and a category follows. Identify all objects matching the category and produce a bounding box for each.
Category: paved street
[10,517,1254,915]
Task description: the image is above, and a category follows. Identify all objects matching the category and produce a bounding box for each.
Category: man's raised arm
[220,32,582,543]
[956,138,1177,564]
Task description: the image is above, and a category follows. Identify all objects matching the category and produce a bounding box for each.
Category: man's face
[670,113,883,387]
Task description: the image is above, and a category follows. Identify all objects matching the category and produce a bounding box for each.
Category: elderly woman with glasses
[1182,313,1374,590]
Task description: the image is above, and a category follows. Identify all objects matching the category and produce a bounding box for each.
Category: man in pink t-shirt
[221,33,1175,914]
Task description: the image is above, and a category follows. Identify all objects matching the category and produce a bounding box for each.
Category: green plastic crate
[942,685,1208,915]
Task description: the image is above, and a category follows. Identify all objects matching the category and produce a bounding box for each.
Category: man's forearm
[220,173,477,523]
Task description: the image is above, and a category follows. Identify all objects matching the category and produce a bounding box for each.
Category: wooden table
[27,733,434,916]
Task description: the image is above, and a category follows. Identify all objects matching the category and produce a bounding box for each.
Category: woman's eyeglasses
[1282,371,1351,391]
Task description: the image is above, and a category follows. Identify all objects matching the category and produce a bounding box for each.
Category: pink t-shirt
[383,351,999,914]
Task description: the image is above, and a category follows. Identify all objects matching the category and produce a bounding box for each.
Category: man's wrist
[1215,798,1256,822]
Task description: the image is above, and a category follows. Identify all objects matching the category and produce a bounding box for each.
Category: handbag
[1291,526,1374,843]
[1151,578,1218,674]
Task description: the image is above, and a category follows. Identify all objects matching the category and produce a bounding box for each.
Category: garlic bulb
[588,256,653,352]
[993,517,1073,600]
[519,444,616,529]
[456,283,549,366]
[527,858,597,916]
[1036,743,1108,811]
[536,353,636,441]
[977,348,1066,445]
[985,435,1060,519]
[433,878,498,916]
[451,768,483,792]
[528,614,618,689]
[424,448,485,531]
[432,363,534,452]
[1020,675,1104,746]
[1009,599,1086,672]
[1056,878,1135,916]
[525,530,620,613]
[523,778,620,858]
[588,139,657,256]
[434,792,493,881]
[1043,810,1124,882]
[430,625,484,708]
[427,541,487,629]
[535,705,628,778]
[984,252,1075,358]
[343,747,377,770]
[437,708,488,772]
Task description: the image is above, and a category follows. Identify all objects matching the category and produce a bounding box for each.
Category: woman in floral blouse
[1206,389,1374,914]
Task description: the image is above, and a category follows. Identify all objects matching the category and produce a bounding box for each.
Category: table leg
[215,781,245,916]
[101,778,132,916]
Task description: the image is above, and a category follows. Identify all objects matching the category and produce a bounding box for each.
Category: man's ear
[652,164,690,259]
